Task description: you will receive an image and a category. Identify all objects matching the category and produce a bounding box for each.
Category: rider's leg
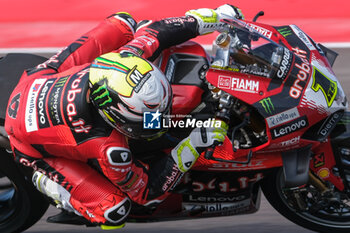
[98,146,184,206]
[13,148,130,226]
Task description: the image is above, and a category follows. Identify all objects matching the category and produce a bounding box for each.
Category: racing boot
[32,171,79,214]
[32,171,94,226]
[32,158,132,227]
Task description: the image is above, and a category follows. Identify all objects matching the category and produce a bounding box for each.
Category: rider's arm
[35,13,136,73]
[117,4,243,61]
[117,16,199,61]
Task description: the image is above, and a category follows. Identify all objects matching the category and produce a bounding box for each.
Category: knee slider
[107,147,132,166]
[104,197,131,225]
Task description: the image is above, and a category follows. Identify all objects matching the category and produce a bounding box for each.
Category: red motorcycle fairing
[130,18,349,224]
[204,19,348,191]
[129,169,265,220]
[310,140,345,191]
[205,57,316,160]
[206,24,345,147]
[194,150,283,172]
[159,41,209,117]
[159,41,210,72]
[171,84,204,117]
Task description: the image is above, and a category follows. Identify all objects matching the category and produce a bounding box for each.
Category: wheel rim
[0,172,20,224]
[276,170,350,228]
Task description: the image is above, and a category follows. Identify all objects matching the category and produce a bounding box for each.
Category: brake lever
[204,112,252,164]
[204,141,220,160]
[204,145,253,164]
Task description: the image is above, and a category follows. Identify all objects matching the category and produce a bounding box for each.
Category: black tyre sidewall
[0,151,49,233]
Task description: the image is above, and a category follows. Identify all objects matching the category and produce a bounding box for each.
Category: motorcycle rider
[5,4,243,228]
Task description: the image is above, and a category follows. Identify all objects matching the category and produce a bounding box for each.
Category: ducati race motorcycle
[0,12,350,233]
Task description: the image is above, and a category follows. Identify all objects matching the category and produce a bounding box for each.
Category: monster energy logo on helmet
[91,80,113,107]
[259,97,275,114]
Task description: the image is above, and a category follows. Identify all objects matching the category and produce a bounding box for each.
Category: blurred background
[1,1,350,232]
[1,0,350,51]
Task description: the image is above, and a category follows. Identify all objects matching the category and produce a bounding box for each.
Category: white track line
[0,42,350,54]
[321,42,350,48]
[0,47,62,54]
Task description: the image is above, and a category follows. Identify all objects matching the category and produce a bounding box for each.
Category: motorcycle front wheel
[262,168,350,233]
[0,149,49,233]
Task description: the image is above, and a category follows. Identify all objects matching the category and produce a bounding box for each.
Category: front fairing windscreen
[227,25,290,80]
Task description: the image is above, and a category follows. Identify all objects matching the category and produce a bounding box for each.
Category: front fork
[309,140,349,193]
[284,141,349,211]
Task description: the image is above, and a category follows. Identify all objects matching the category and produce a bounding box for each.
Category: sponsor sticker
[290,25,316,51]
[268,136,300,149]
[290,58,311,99]
[259,97,275,115]
[63,69,92,135]
[317,112,342,140]
[37,79,55,129]
[162,163,180,192]
[276,48,292,80]
[48,76,69,125]
[313,153,325,168]
[217,76,260,94]
[318,168,330,179]
[231,77,259,93]
[183,200,251,214]
[248,23,273,38]
[185,194,248,203]
[25,78,47,132]
[266,107,300,128]
[271,115,309,139]
[218,75,232,89]
[277,27,293,38]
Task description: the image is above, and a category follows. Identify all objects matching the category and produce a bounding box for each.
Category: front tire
[0,149,49,233]
[262,168,350,233]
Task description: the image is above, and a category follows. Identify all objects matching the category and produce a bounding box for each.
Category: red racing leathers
[5,12,200,225]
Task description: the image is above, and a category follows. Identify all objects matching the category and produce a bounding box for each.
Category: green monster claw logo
[92,81,112,107]
[277,27,293,38]
[338,116,350,125]
[259,97,275,114]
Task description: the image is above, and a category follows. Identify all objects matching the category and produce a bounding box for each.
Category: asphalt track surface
[16,47,349,233]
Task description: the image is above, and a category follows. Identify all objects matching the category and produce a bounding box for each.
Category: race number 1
[311,67,337,107]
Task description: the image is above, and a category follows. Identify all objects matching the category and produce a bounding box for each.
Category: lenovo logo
[271,116,309,139]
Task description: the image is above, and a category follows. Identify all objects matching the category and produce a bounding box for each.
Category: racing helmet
[89,52,172,139]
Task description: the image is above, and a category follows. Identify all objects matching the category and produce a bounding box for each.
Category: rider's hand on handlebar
[189,120,228,150]
[171,120,228,172]
[186,4,244,35]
